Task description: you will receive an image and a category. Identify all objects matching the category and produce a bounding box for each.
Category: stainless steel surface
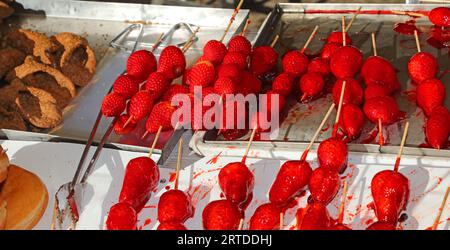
[194,3,450,158]
[0,0,249,164]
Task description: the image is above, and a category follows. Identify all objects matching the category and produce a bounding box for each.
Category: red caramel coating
[371,170,410,225]
[317,137,348,173]
[364,84,389,100]
[157,221,187,230]
[407,52,438,84]
[332,78,363,106]
[158,189,194,224]
[361,56,400,94]
[321,42,341,60]
[106,202,137,230]
[281,50,309,77]
[299,72,325,101]
[308,167,341,205]
[326,31,352,45]
[363,95,403,125]
[416,78,446,117]
[425,106,450,149]
[429,7,450,27]
[218,162,254,207]
[297,203,331,230]
[340,104,365,140]
[249,203,282,230]
[202,200,242,230]
[307,57,330,76]
[366,221,396,230]
[269,160,312,206]
[119,157,160,212]
[329,46,363,79]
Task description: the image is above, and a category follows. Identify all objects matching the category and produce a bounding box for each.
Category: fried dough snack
[0,198,6,230]
[15,86,62,129]
[52,32,96,86]
[8,56,76,109]
[5,29,61,65]
[0,48,25,79]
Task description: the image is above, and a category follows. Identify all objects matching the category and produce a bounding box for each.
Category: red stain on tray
[206,152,222,164]
[321,123,330,132]
[192,167,222,180]
[143,204,156,209]
[402,89,416,103]
[168,172,176,182]
[304,9,429,16]
[394,20,419,35]
[361,128,379,144]
[165,185,171,190]
[427,26,450,49]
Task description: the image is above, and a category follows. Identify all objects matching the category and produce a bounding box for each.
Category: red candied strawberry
[162,84,189,104]
[321,42,341,60]
[202,200,242,230]
[203,40,228,65]
[299,72,325,102]
[363,95,403,125]
[272,72,294,96]
[307,57,330,76]
[416,78,446,116]
[265,90,286,116]
[186,60,216,88]
[361,56,400,94]
[223,51,248,70]
[408,52,438,84]
[113,74,140,99]
[330,46,363,79]
[228,35,252,56]
[429,7,450,27]
[114,114,137,135]
[249,203,282,230]
[340,104,365,140]
[297,203,331,230]
[146,101,177,133]
[214,77,237,96]
[250,46,278,76]
[365,84,389,100]
[195,55,209,64]
[217,63,241,84]
[425,106,450,149]
[282,50,309,77]
[308,167,340,205]
[269,160,313,205]
[332,78,363,106]
[317,137,348,173]
[143,72,170,99]
[239,71,262,96]
[119,156,160,212]
[101,92,126,117]
[128,90,154,122]
[366,221,397,230]
[157,222,187,230]
[327,31,352,45]
[158,190,194,223]
[219,162,254,207]
[126,50,157,81]
[157,45,186,80]
[106,202,137,230]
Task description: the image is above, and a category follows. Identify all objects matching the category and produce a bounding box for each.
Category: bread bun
[0,146,9,183]
[0,165,48,230]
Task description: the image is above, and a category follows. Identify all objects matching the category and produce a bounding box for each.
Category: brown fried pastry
[0,105,26,131]
[52,32,96,86]
[7,56,76,109]
[0,48,25,79]
[15,86,62,129]
[5,29,61,65]
[0,2,13,20]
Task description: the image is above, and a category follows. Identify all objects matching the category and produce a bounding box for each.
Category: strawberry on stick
[219,0,245,43]
[332,80,346,137]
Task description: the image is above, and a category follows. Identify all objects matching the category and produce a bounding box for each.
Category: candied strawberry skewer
[408,30,438,85]
[428,186,450,230]
[269,104,335,207]
[218,127,257,209]
[157,139,194,230]
[427,6,450,28]
[248,203,283,230]
[202,199,242,230]
[371,122,410,227]
[296,203,331,230]
[106,126,163,230]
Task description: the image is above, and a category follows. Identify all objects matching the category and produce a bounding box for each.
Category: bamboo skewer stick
[270,34,280,48]
[342,16,346,46]
[391,10,426,18]
[300,25,319,53]
[238,218,244,230]
[371,33,378,57]
[279,212,284,230]
[174,138,183,190]
[332,81,346,138]
[219,0,245,42]
[148,126,163,158]
[345,7,362,32]
[394,122,410,172]
[337,180,348,224]
[414,30,421,53]
[300,103,336,161]
[240,18,251,36]
[241,126,258,164]
[431,187,450,230]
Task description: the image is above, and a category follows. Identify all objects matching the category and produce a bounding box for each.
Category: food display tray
[191,3,450,159]
[3,140,447,230]
[0,0,249,164]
